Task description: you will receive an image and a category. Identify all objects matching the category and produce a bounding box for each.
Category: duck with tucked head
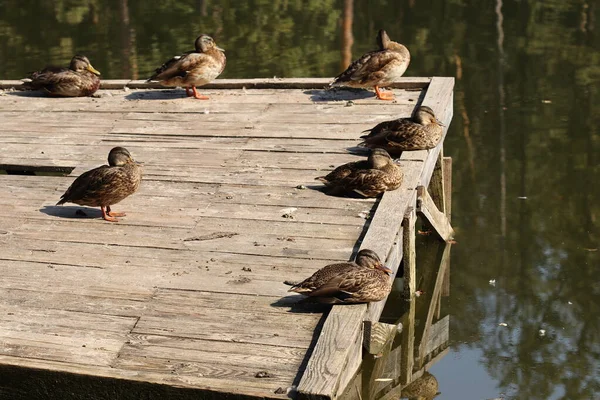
[316,148,403,198]
[285,249,393,304]
[147,34,226,100]
[360,105,445,157]
[56,147,142,222]
[330,29,410,100]
[23,55,101,97]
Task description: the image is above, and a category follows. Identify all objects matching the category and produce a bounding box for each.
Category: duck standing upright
[330,29,410,100]
[56,147,142,222]
[316,148,403,197]
[23,55,101,97]
[147,34,226,100]
[285,249,393,304]
[360,105,445,157]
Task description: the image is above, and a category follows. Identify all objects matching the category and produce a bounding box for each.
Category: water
[1,1,598,399]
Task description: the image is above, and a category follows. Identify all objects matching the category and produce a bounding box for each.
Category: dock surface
[0,77,453,399]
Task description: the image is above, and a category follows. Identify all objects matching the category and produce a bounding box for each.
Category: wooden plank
[1,77,431,91]
[294,305,364,399]
[443,156,453,222]
[416,186,454,241]
[362,321,398,355]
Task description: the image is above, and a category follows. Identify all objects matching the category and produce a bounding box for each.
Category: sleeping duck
[316,148,403,197]
[330,29,410,100]
[360,105,445,157]
[23,55,101,97]
[147,34,226,100]
[285,249,393,304]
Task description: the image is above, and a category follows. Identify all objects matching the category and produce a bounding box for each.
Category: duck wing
[331,50,403,86]
[57,166,125,205]
[147,49,196,81]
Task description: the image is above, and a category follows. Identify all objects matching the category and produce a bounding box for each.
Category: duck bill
[87,65,101,76]
[135,161,144,166]
[378,264,393,276]
[216,46,225,52]
[436,119,445,127]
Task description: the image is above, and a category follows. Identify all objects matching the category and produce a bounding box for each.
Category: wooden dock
[0,77,454,400]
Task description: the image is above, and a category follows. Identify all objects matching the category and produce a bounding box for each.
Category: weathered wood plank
[1,77,431,90]
[416,186,454,241]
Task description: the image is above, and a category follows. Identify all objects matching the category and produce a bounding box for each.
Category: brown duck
[147,34,226,100]
[23,55,101,97]
[316,148,403,197]
[285,249,393,304]
[330,29,410,100]
[56,147,142,222]
[360,106,444,157]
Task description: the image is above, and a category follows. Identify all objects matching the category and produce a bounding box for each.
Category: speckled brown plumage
[286,249,393,304]
[148,34,226,100]
[330,29,410,100]
[316,148,403,197]
[401,371,440,400]
[57,147,142,222]
[23,55,101,97]
[360,106,444,157]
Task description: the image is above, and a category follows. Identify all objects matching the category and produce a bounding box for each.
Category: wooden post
[399,300,415,386]
[402,208,416,300]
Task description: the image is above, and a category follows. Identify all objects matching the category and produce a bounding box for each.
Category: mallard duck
[360,106,444,157]
[56,147,142,222]
[147,34,226,100]
[22,55,101,97]
[330,29,410,100]
[285,249,392,304]
[316,148,403,197]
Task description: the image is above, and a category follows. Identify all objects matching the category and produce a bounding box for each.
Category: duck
[56,147,142,222]
[22,55,101,97]
[147,34,226,100]
[285,249,393,304]
[316,148,403,197]
[360,106,444,157]
[330,29,410,100]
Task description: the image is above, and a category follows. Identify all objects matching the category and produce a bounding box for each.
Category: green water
[1,1,599,399]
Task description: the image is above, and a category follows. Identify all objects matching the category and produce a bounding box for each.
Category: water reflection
[1,1,599,399]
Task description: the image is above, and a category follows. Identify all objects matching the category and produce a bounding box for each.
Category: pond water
[1,1,598,399]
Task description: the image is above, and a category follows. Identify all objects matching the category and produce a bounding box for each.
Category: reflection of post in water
[340,0,354,71]
[119,0,138,80]
[496,0,507,241]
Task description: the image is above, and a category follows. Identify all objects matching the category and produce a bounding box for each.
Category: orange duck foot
[101,206,119,222]
[185,87,192,97]
[374,86,394,101]
[191,86,209,100]
[106,206,126,218]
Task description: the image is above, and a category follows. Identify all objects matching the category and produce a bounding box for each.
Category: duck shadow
[125,89,188,100]
[6,90,53,98]
[271,295,332,314]
[40,205,102,220]
[305,88,375,102]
